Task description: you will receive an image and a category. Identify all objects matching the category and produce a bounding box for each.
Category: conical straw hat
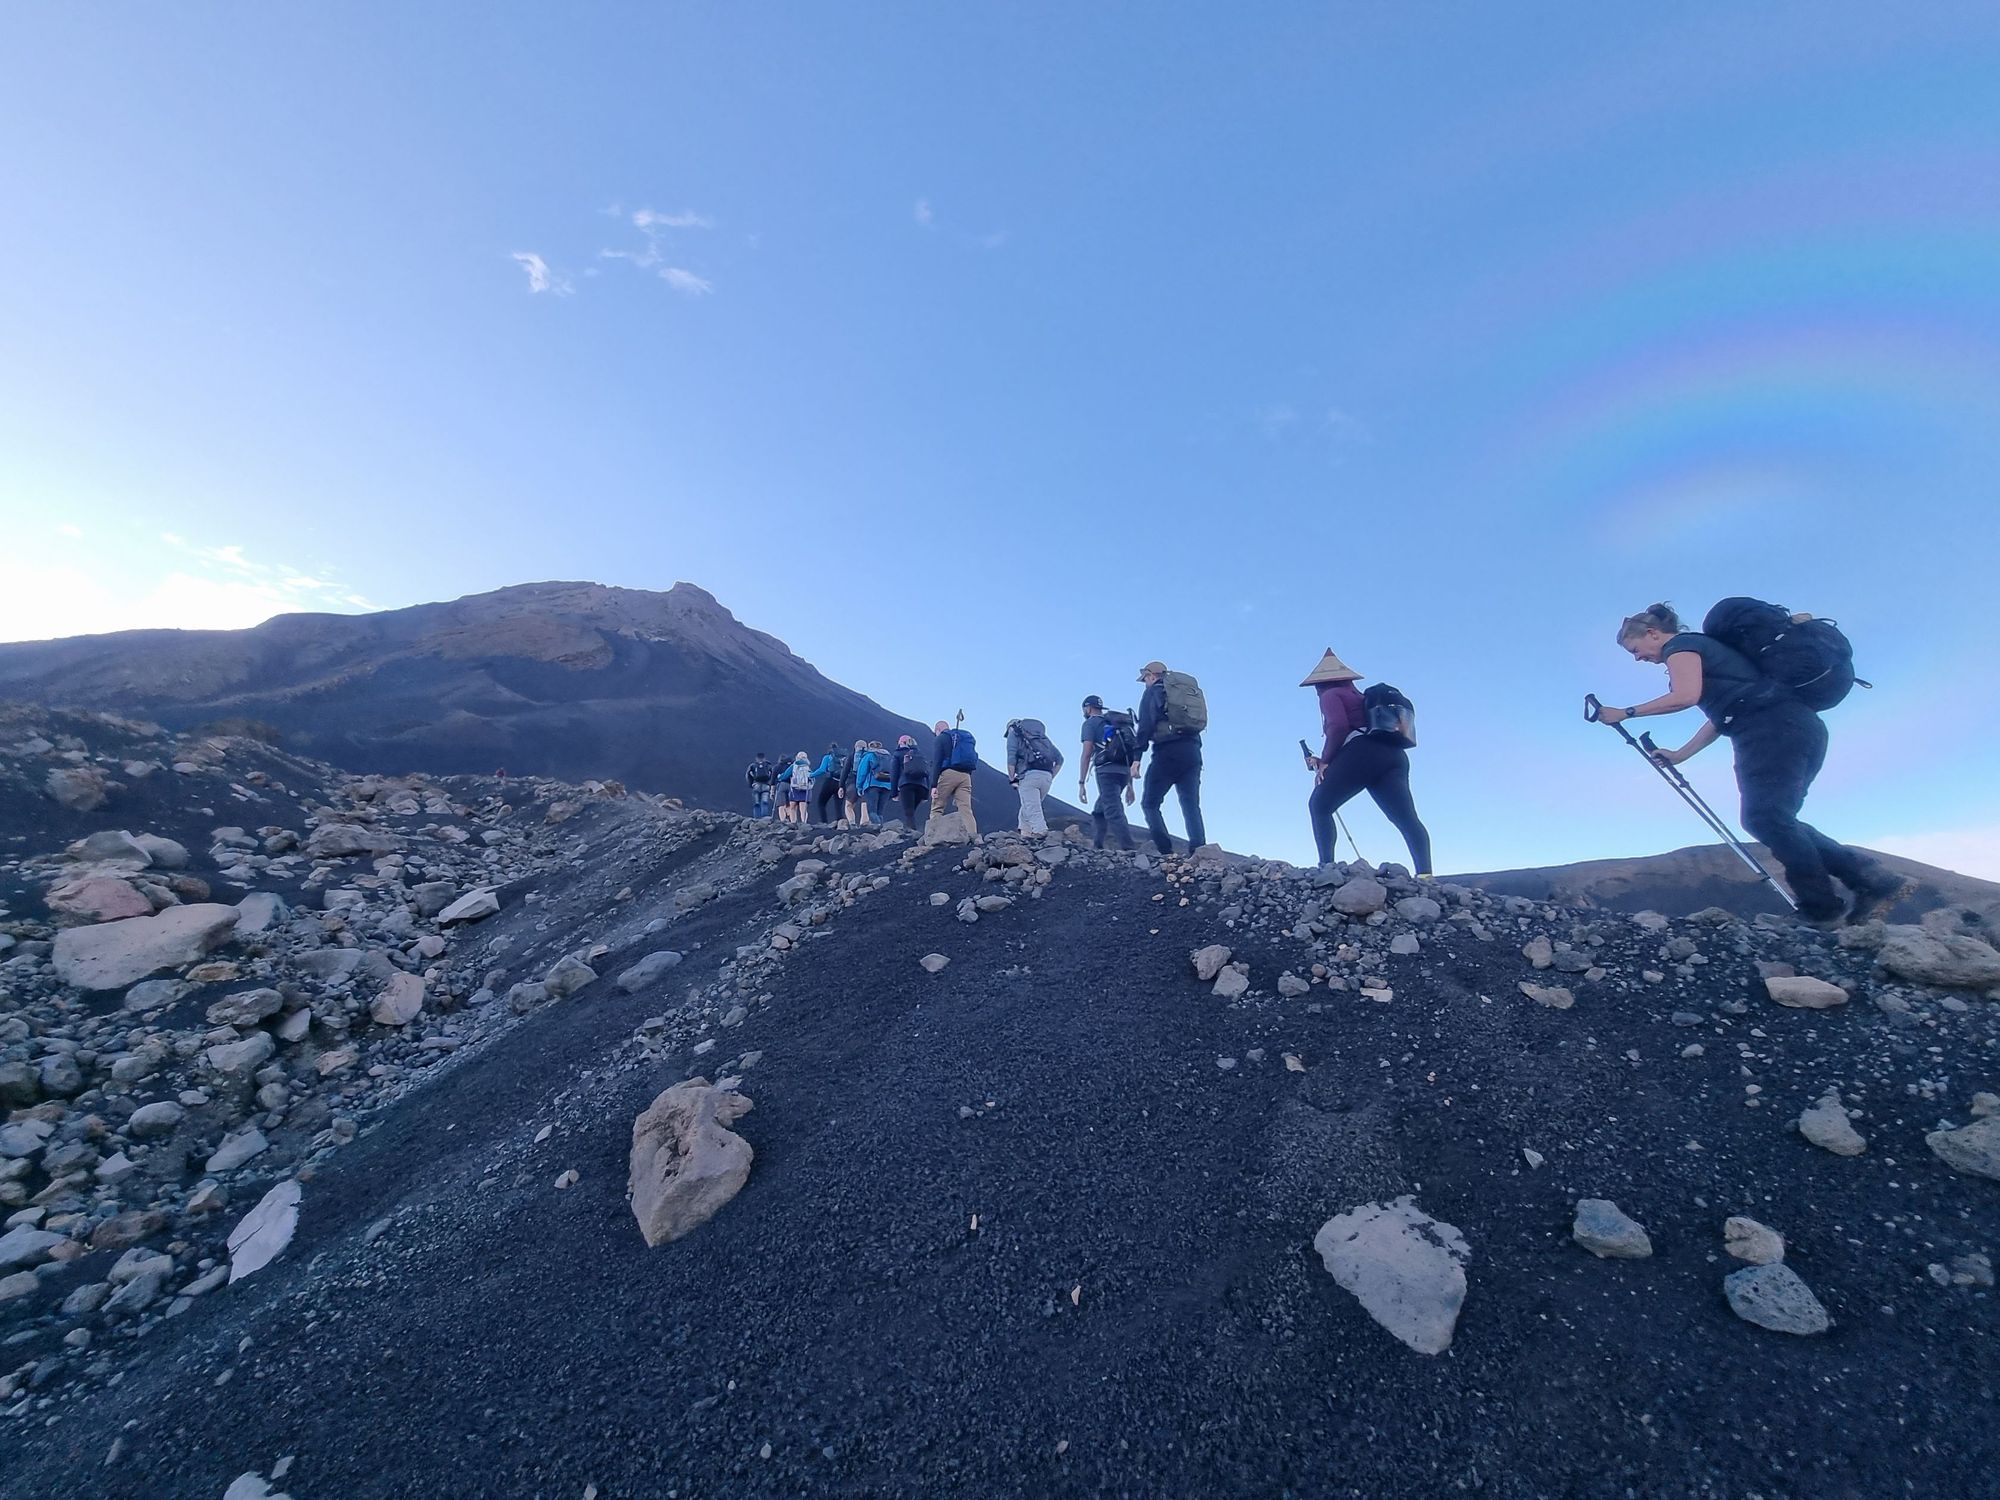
[1300,648,1362,686]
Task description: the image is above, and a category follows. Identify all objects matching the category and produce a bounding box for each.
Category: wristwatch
[1624,706,1638,718]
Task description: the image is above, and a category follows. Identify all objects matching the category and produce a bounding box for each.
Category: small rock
[1312,1196,1470,1355]
[1728,1224,1792,1272]
[1212,963,1250,1000]
[1926,1116,2000,1181]
[1190,944,1233,981]
[920,954,949,974]
[1572,1199,1653,1259]
[1798,1093,1867,1156]
[1723,1262,1830,1335]
[1518,982,1574,1010]
[1764,975,1849,1009]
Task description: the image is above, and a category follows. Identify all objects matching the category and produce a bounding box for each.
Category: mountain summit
[0,581,1019,814]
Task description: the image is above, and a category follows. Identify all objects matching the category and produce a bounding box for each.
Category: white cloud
[659,267,713,297]
[632,208,713,231]
[1870,826,2000,883]
[511,251,572,296]
[57,523,83,538]
[914,197,934,228]
[0,538,389,643]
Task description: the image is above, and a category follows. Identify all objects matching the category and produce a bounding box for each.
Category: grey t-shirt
[1662,632,1769,727]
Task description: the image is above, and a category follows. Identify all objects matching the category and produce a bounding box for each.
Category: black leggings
[898,784,930,829]
[1309,737,1432,873]
[815,780,842,823]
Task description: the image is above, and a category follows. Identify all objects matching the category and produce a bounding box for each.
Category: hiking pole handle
[1585,694,1641,746]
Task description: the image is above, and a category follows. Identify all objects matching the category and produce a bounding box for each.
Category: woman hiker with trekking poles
[1592,601,1908,930]
[1298,649,1433,877]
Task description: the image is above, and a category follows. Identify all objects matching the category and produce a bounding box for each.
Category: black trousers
[1092,766,1136,850]
[1140,737,1205,855]
[898,784,930,829]
[1730,698,1872,919]
[814,779,842,824]
[1309,736,1432,873]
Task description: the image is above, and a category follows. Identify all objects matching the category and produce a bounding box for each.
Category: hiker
[1131,661,1207,855]
[784,752,814,824]
[892,733,931,830]
[1601,602,1904,927]
[808,741,846,825]
[1077,695,1137,850]
[845,739,873,827]
[927,718,980,839]
[1298,650,1432,875]
[1005,717,1063,836]
[746,752,778,820]
[859,740,891,823]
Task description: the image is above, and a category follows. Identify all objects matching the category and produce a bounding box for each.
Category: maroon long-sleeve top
[1317,681,1365,761]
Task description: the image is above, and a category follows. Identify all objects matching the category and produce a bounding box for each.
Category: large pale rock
[615,950,684,993]
[1798,1093,1867,1156]
[68,830,151,864]
[438,888,499,924]
[307,822,406,858]
[206,1032,276,1076]
[543,955,598,998]
[228,1179,302,1282]
[371,972,426,1026]
[1926,1116,2000,1181]
[233,892,289,935]
[47,874,153,923]
[46,766,109,811]
[207,987,283,1027]
[628,1080,755,1246]
[207,1127,269,1173]
[1724,1263,1830,1335]
[0,1225,64,1270]
[128,1101,186,1138]
[1330,877,1389,917]
[1312,1196,1470,1354]
[1764,975,1849,1009]
[1191,944,1233,981]
[131,833,188,868]
[921,809,975,846]
[1878,925,2000,989]
[51,903,241,991]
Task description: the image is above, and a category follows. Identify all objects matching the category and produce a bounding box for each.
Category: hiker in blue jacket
[864,740,895,823]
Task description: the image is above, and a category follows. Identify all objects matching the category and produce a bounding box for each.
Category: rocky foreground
[1,705,1997,1499]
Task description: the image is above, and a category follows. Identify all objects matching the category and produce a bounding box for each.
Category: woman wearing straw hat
[1301,648,1433,874]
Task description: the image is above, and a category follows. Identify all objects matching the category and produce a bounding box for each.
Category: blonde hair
[1617,602,1681,643]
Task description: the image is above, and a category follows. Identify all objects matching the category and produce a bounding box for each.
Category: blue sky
[3,3,1998,877]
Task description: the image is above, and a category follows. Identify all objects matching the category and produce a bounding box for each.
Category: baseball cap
[1082,694,1104,710]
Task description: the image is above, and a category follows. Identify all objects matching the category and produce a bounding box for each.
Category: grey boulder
[51,903,241,991]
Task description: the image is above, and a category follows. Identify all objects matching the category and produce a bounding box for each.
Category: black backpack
[748,758,775,785]
[898,748,931,788]
[1362,684,1417,749]
[830,751,852,784]
[1096,710,1139,767]
[1702,598,1865,712]
[1010,719,1063,775]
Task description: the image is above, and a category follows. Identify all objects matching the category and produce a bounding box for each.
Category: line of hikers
[742,596,1894,930]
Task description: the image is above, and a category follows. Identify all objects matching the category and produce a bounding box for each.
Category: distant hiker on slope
[1599,601,1906,928]
[927,718,980,840]
[1298,650,1432,875]
[1131,660,1207,856]
[746,752,777,821]
[1005,717,1063,836]
[891,733,931,830]
[784,752,814,825]
[846,739,875,827]
[808,742,846,826]
[1077,695,1138,851]
[864,740,895,824]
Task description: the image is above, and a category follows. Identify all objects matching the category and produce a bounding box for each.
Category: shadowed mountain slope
[0,581,1036,822]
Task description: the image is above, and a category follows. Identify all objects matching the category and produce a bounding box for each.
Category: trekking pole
[1583,695,1796,910]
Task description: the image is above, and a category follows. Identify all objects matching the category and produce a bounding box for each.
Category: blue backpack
[943,730,979,772]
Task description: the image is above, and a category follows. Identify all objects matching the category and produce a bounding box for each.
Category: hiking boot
[1846,871,1914,926]
[1799,908,1844,933]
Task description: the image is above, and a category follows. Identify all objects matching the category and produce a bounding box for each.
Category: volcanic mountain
[0,581,1028,819]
